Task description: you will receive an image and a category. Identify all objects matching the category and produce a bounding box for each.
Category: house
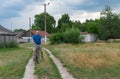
[0,25,17,47]
[15,32,24,38]
[17,30,50,43]
[80,32,97,42]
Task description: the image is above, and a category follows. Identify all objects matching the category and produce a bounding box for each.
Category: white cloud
[1,3,44,30]
[58,0,85,6]
[20,4,43,17]
[1,0,120,30]
[0,17,29,30]
[70,11,100,23]
[1,0,23,8]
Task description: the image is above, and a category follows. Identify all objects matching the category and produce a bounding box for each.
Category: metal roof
[0,25,15,36]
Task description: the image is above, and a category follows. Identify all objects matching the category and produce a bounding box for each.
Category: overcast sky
[0,0,120,30]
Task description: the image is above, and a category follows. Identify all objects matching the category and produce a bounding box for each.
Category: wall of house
[82,34,96,42]
[41,37,49,42]
[17,37,32,43]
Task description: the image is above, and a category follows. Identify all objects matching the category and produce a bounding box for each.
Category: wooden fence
[0,34,17,47]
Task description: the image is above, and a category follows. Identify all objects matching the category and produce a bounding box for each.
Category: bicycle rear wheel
[35,51,40,64]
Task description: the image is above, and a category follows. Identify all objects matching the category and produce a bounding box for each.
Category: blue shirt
[32,35,42,45]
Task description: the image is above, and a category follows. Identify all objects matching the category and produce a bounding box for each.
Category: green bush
[79,35,84,43]
[64,28,80,43]
[50,28,83,44]
[50,33,64,44]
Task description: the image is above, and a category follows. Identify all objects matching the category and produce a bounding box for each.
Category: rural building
[17,30,50,43]
[0,25,17,47]
[80,32,97,42]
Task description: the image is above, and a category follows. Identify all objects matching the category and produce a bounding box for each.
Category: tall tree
[85,19,99,34]
[32,12,56,33]
[99,6,120,40]
[57,14,72,32]
[79,19,100,34]
[73,21,81,29]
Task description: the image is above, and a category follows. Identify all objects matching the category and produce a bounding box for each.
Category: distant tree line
[14,28,26,32]
[31,6,120,43]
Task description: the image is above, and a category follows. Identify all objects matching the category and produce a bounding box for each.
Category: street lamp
[44,3,50,44]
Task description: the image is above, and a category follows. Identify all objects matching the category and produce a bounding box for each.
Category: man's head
[35,31,39,35]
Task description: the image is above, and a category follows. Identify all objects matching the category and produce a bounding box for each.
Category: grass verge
[45,43,120,79]
[34,50,61,79]
[0,47,32,79]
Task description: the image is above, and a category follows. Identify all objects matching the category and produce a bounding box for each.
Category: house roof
[31,30,50,37]
[80,32,96,35]
[21,30,50,37]
[80,32,89,35]
[0,25,15,36]
[15,32,24,38]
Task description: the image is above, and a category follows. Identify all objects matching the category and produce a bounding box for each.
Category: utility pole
[29,17,32,43]
[11,22,13,32]
[44,3,50,44]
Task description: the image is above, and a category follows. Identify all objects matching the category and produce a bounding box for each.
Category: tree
[99,6,120,40]
[79,19,100,34]
[79,23,87,32]
[32,24,41,30]
[86,19,100,34]
[32,12,56,33]
[57,14,72,32]
[14,28,26,32]
[72,21,81,29]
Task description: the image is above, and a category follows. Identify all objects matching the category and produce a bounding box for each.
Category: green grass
[46,43,120,79]
[0,47,32,79]
[0,41,18,48]
[35,50,61,79]
[20,43,62,79]
[65,64,120,79]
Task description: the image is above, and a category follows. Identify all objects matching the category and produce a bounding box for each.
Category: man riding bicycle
[32,31,43,61]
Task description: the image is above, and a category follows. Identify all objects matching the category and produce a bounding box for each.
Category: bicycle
[34,47,44,64]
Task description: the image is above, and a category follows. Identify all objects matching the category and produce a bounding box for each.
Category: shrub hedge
[50,28,83,44]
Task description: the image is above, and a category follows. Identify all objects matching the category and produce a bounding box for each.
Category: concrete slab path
[22,57,38,79]
[43,48,76,79]
[22,47,76,79]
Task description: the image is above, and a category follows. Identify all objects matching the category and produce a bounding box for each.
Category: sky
[0,0,120,30]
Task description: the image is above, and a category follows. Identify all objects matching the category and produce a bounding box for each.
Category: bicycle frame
[35,48,41,64]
